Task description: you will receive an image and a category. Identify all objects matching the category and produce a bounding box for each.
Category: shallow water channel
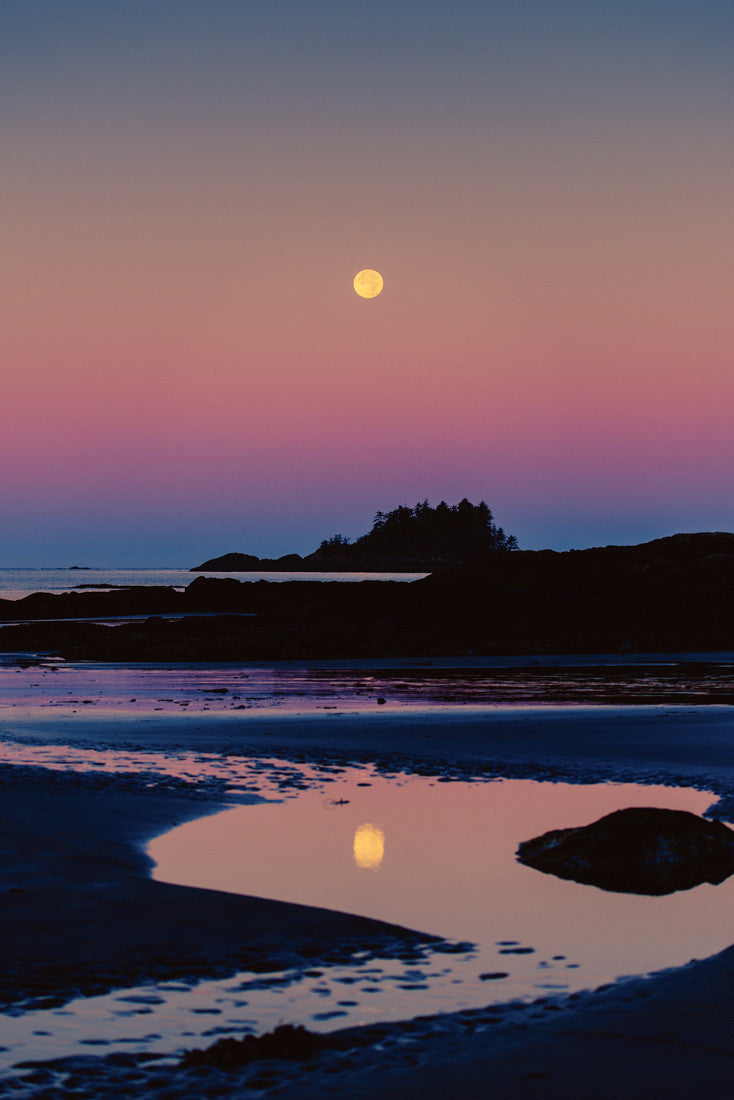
[1,762,731,1073]
[150,768,732,1007]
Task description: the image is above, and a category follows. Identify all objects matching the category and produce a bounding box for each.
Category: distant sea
[0,568,427,602]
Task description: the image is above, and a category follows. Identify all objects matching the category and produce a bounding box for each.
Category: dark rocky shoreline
[1,533,733,660]
[191,550,439,572]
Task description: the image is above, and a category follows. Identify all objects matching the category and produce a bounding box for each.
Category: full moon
[353,269,383,298]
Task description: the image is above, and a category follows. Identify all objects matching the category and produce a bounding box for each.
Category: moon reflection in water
[353,822,385,869]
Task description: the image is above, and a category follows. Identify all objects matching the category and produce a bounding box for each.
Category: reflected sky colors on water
[1,656,732,1074]
[150,768,732,993]
[1,762,730,1073]
[3,658,734,715]
[353,822,386,869]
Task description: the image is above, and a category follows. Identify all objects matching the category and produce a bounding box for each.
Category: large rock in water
[517,807,734,895]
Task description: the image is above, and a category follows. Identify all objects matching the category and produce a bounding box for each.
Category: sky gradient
[3,1,733,565]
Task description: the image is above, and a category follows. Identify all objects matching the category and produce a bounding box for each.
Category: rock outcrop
[517,806,734,895]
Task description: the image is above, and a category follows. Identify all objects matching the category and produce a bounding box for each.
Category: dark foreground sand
[1,704,733,1097]
[0,767,441,1015]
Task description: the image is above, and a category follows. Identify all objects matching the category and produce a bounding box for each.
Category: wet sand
[1,703,733,1096]
[3,704,734,794]
[274,942,734,1097]
[0,765,436,1015]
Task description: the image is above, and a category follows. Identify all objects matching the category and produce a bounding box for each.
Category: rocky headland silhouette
[1,532,733,660]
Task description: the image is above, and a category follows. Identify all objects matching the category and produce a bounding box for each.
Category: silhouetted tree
[317,534,351,558]
[351,499,517,559]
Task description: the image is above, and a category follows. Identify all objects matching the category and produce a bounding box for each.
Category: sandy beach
[0,678,733,1097]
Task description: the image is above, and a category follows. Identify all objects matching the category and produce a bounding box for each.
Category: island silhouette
[192,499,518,573]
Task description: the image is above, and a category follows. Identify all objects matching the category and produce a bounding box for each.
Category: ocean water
[0,568,427,601]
